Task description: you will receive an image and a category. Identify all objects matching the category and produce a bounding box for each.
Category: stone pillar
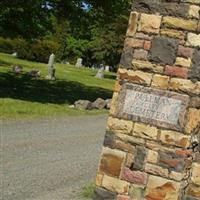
[94,1,200,199]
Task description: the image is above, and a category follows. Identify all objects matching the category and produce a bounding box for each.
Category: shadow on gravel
[0,72,113,104]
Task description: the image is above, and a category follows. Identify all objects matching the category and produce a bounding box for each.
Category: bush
[12,38,30,59]
[60,36,90,64]
[0,37,59,63]
[29,40,59,63]
[0,37,15,54]
[0,37,30,58]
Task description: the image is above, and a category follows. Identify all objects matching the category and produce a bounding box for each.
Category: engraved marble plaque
[116,84,190,131]
[123,90,182,125]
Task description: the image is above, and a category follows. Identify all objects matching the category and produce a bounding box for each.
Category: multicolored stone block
[94,0,200,199]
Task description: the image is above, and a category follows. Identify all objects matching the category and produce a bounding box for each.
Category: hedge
[0,37,59,63]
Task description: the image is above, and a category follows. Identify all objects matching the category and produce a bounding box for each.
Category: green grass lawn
[0,53,116,119]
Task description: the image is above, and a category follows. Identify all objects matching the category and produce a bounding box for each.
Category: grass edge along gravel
[81,182,95,199]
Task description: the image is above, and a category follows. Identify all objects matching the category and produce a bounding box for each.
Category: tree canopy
[0,0,132,67]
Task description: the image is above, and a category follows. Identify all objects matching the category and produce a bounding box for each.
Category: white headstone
[11,52,17,57]
[46,53,56,80]
[105,66,110,72]
[48,53,55,67]
[75,58,83,67]
[95,67,104,79]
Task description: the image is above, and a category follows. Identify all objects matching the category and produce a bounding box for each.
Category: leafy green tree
[0,0,133,67]
[86,0,132,67]
[64,36,89,63]
[53,20,71,61]
[0,0,52,39]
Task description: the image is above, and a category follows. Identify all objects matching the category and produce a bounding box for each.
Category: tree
[0,0,52,39]
[0,0,133,67]
[86,0,132,67]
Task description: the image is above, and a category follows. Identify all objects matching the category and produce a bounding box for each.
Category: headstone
[94,1,200,200]
[11,52,17,57]
[95,67,104,79]
[28,69,40,77]
[75,58,83,67]
[62,59,70,65]
[13,65,22,74]
[46,53,56,80]
[105,66,110,72]
[92,64,97,69]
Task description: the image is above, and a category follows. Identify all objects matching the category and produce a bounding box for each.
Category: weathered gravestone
[13,65,22,74]
[28,69,40,77]
[46,53,56,80]
[94,1,200,199]
[75,58,83,67]
[95,67,104,79]
[105,66,110,72]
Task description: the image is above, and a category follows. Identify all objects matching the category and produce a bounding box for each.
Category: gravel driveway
[1,115,107,200]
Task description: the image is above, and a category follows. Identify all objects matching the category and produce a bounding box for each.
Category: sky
[82,2,91,10]
[43,1,91,11]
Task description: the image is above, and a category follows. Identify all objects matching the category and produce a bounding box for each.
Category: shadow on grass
[104,74,116,80]
[0,72,113,104]
[0,60,9,66]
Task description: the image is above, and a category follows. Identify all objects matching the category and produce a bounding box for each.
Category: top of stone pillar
[132,0,200,19]
[120,0,200,82]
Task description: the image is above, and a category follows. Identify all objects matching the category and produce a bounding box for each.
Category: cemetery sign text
[116,83,189,131]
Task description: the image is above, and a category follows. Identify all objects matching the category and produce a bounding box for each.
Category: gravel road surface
[1,115,107,200]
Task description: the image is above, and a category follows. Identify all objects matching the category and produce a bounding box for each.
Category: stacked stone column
[94,0,200,199]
